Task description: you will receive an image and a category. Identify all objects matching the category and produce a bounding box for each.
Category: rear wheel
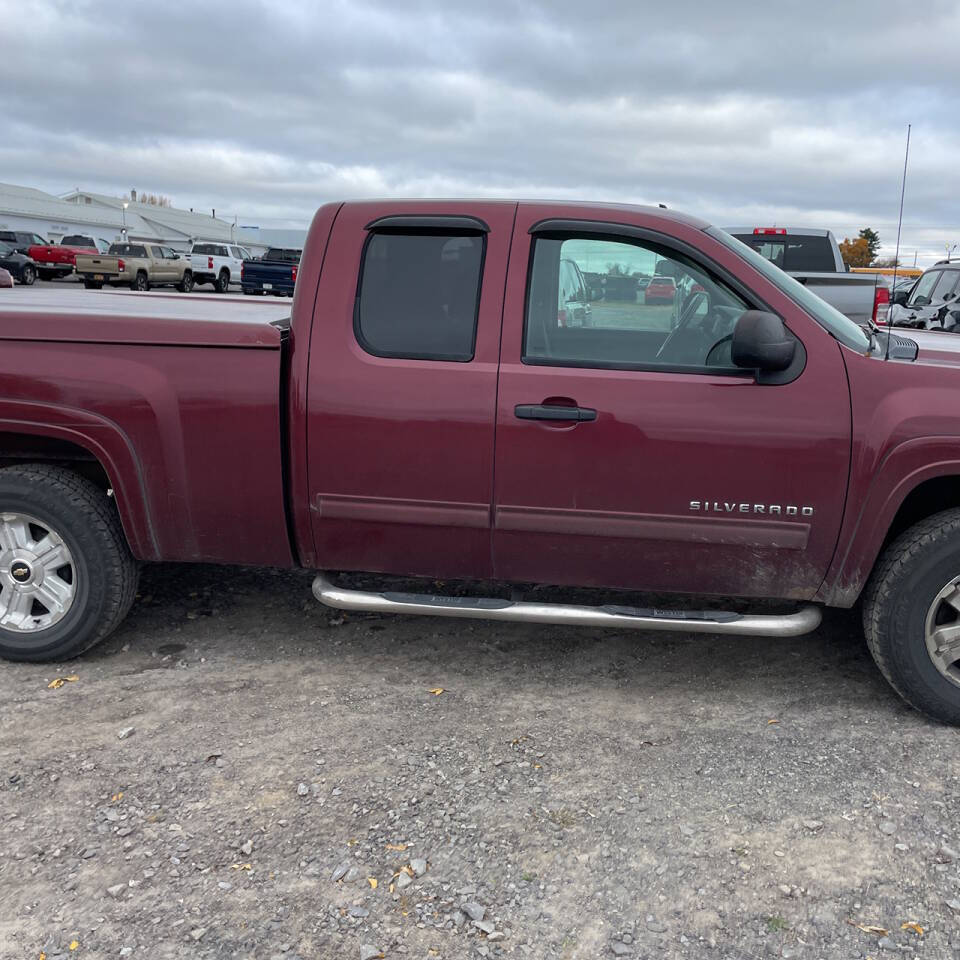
[132,271,149,292]
[864,508,960,724]
[20,264,36,286]
[177,270,194,293]
[215,269,230,293]
[0,466,138,662]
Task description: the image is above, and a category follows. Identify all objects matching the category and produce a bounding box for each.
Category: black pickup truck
[241,247,301,297]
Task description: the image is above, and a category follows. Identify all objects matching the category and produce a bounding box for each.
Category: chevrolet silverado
[3,200,960,725]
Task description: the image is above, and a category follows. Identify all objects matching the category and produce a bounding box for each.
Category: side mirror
[732,311,796,372]
[892,289,910,306]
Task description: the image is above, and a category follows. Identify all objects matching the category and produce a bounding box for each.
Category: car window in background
[708,227,870,352]
[909,271,941,307]
[109,244,147,257]
[150,246,164,258]
[931,271,959,301]
[729,233,836,272]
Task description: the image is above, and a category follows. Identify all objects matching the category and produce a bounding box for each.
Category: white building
[0,183,268,254]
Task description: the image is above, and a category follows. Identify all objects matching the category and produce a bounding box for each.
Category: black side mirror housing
[892,289,910,306]
[732,310,796,372]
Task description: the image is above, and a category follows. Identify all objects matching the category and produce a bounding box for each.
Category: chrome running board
[312,574,822,637]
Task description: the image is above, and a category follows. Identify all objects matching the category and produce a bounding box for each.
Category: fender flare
[819,436,960,605]
[0,401,159,560]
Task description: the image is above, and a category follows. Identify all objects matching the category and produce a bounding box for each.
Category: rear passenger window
[356,231,485,361]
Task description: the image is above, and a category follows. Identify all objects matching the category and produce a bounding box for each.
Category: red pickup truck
[27,235,105,280]
[2,200,960,723]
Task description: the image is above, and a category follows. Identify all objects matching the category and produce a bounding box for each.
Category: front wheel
[864,508,960,724]
[20,264,36,286]
[0,466,138,662]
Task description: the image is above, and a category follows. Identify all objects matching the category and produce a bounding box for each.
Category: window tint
[909,270,941,307]
[356,231,484,361]
[524,236,749,370]
[192,243,212,255]
[931,270,959,301]
[150,246,164,258]
[230,246,243,258]
[730,234,836,272]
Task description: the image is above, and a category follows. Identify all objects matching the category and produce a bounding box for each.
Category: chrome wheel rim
[0,513,76,632]
[924,576,960,687]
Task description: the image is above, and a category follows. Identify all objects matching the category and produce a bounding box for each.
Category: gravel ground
[2,563,960,960]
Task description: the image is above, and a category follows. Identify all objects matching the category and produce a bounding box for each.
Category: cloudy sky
[3,0,959,264]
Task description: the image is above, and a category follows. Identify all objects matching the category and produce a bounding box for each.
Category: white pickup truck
[188,242,254,293]
[724,227,889,326]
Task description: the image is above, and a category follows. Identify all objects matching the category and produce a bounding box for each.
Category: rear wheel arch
[0,428,156,561]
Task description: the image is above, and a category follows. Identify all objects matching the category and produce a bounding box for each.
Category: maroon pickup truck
[3,200,960,723]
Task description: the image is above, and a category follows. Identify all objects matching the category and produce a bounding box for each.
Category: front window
[908,270,941,308]
[708,227,870,352]
[524,234,749,370]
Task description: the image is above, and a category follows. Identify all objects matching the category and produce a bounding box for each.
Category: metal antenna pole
[886,123,911,361]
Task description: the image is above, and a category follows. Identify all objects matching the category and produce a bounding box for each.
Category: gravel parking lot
[3,564,960,959]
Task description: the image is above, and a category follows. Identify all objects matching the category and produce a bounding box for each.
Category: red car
[6,199,960,724]
[645,275,676,305]
[0,267,13,288]
[27,235,106,280]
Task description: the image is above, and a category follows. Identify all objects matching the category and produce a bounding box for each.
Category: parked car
[725,226,889,326]
[75,243,194,291]
[0,241,37,285]
[10,199,960,725]
[0,267,12,288]
[0,230,48,254]
[556,257,591,326]
[59,234,109,251]
[889,261,960,332]
[644,275,676,305]
[190,243,252,293]
[26,238,100,280]
[241,247,301,297]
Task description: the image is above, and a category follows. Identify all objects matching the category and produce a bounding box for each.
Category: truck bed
[0,288,290,347]
[0,288,294,567]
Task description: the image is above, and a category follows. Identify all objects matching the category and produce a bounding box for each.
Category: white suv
[189,243,252,293]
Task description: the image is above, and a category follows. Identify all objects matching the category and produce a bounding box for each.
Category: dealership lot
[2,563,960,960]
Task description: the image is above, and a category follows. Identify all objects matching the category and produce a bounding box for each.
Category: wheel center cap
[10,560,33,584]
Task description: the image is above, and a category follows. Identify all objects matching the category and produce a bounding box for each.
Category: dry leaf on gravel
[47,676,79,689]
[385,843,407,851]
[367,877,378,889]
[428,687,445,695]
[69,942,79,951]
[767,718,779,724]
[231,863,252,871]
[901,922,924,935]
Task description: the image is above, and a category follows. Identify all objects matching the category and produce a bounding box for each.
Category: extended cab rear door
[305,202,517,579]
[491,205,852,600]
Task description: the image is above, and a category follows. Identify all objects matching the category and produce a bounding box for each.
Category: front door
[306,202,517,580]
[492,208,852,600]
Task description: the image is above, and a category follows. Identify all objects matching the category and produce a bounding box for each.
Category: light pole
[122,201,128,240]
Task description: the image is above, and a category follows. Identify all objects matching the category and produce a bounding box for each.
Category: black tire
[132,271,149,292]
[177,270,194,293]
[215,269,230,293]
[863,508,960,724]
[0,465,139,662]
[83,280,103,290]
[20,264,36,286]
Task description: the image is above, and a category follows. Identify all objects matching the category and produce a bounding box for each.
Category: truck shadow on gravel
[98,562,908,724]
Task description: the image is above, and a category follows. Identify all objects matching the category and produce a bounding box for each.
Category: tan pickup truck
[75,243,194,292]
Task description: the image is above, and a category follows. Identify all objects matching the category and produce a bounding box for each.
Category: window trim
[353,227,487,363]
[521,225,781,378]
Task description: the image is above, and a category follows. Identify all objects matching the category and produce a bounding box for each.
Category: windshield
[707,227,870,352]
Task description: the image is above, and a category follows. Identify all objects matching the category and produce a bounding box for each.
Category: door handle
[514,404,597,422]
